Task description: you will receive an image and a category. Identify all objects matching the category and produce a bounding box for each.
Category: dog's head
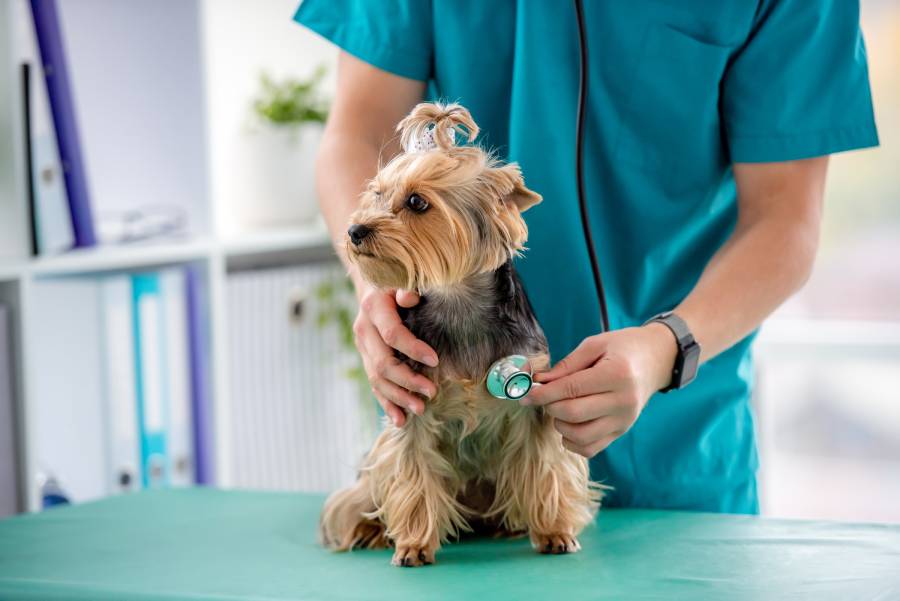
[346,102,542,291]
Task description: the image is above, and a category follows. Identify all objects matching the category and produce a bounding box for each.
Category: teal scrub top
[294,0,879,514]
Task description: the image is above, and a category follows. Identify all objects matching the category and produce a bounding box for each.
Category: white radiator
[226,261,377,493]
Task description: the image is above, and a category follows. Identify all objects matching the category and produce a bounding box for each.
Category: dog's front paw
[391,543,437,567]
[531,533,581,555]
[349,519,390,550]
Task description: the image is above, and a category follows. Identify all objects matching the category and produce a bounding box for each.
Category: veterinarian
[296,1,878,513]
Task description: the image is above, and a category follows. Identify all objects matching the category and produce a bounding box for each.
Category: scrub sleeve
[723,0,878,162]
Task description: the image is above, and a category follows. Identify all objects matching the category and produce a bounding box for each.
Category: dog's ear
[486,163,543,213]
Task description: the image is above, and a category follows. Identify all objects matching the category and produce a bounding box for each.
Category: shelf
[27,238,214,278]
[219,222,331,258]
[0,264,22,284]
[0,225,336,281]
[220,223,337,272]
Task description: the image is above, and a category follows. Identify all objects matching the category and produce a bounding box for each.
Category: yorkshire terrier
[321,102,600,567]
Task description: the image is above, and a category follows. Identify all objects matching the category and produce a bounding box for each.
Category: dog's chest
[430,378,521,476]
[398,262,550,382]
[402,309,502,382]
[432,378,502,428]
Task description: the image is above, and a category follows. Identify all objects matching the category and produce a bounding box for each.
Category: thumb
[395,289,421,308]
[535,335,606,383]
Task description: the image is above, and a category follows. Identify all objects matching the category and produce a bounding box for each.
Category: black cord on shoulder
[574,0,611,334]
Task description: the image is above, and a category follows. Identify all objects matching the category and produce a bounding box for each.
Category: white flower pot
[237,122,323,228]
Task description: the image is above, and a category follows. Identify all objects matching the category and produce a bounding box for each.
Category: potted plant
[240,67,330,228]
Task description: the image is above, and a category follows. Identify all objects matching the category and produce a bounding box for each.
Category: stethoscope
[486,0,606,402]
[486,355,535,401]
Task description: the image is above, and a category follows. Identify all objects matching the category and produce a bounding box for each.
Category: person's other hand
[353,284,439,426]
[523,324,678,457]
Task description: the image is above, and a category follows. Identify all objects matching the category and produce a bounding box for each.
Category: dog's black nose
[348,223,372,246]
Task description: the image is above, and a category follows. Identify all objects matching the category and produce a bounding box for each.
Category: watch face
[681,343,701,386]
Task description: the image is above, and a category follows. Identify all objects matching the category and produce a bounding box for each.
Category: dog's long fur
[321,102,601,566]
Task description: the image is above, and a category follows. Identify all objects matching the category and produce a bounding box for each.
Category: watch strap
[649,312,693,346]
[644,312,701,392]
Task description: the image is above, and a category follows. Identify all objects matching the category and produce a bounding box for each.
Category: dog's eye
[405,194,429,213]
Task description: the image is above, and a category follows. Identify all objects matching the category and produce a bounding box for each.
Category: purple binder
[29,0,96,248]
[186,267,213,484]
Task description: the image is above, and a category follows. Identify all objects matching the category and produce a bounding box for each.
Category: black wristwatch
[644,312,701,393]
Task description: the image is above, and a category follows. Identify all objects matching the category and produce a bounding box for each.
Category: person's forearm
[672,160,827,362]
[314,52,423,296]
[675,213,818,361]
[315,131,383,292]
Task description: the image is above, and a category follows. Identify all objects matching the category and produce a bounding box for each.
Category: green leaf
[252,66,331,126]
[315,281,334,301]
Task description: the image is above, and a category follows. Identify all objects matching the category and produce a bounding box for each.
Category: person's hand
[522,324,678,458]
[353,284,439,427]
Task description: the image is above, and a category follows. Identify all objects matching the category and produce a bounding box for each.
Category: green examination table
[0,489,898,600]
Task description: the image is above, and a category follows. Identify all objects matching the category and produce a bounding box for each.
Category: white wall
[2,0,211,246]
[0,0,28,262]
[202,0,337,236]
[3,0,337,253]
[59,0,210,237]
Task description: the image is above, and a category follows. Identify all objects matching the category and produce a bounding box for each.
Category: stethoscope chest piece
[486,355,534,400]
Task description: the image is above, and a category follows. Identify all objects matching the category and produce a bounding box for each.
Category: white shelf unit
[0,224,336,512]
[0,265,22,284]
[0,0,344,512]
[0,224,334,280]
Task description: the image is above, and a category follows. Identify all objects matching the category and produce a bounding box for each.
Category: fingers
[535,335,606,383]
[541,393,617,423]
[561,433,619,459]
[369,374,427,417]
[525,362,619,407]
[358,316,436,396]
[368,353,436,402]
[353,299,436,423]
[363,293,438,367]
[373,389,406,428]
[359,338,430,417]
[395,289,421,309]
[377,358,436,399]
[555,416,622,458]
[553,417,620,448]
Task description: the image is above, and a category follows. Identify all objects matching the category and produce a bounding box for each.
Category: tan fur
[345,103,538,292]
[397,102,479,152]
[324,102,602,566]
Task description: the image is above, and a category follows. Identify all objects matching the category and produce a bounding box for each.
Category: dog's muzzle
[348,223,372,246]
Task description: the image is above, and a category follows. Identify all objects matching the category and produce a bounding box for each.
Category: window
[756,1,900,523]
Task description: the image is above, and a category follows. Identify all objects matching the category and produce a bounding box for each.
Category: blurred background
[755,0,900,523]
[0,0,897,522]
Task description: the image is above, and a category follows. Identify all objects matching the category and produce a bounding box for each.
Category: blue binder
[131,273,169,488]
[186,266,213,484]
